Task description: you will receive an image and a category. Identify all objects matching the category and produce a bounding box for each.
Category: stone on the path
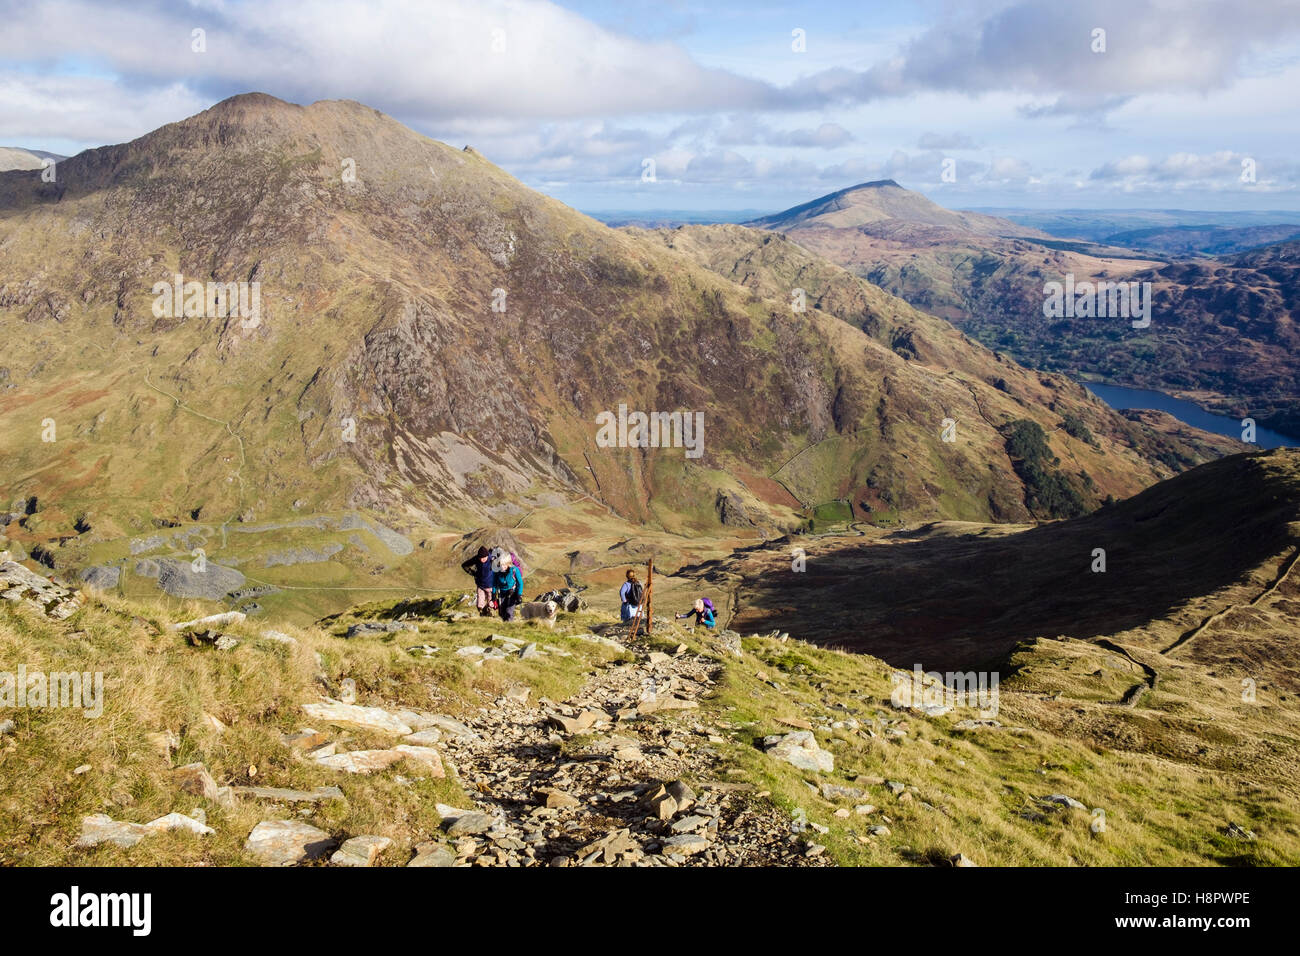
[661,833,710,856]
[950,853,977,867]
[393,745,445,776]
[245,820,336,866]
[648,651,671,665]
[854,804,877,815]
[537,787,580,809]
[302,701,413,736]
[519,643,540,660]
[421,715,479,741]
[172,763,220,801]
[642,785,679,821]
[638,696,698,714]
[315,749,406,774]
[805,843,826,858]
[403,728,443,746]
[234,785,345,804]
[763,730,833,773]
[547,708,610,734]
[456,645,486,657]
[578,829,639,864]
[885,780,906,795]
[669,815,708,833]
[331,835,392,867]
[444,812,494,836]
[434,803,477,823]
[867,825,891,837]
[408,841,455,867]
[0,719,15,736]
[666,780,696,814]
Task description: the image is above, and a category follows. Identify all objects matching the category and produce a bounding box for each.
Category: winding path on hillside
[1160,545,1300,656]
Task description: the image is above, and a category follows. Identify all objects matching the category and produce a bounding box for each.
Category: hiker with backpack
[460,546,496,617]
[676,597,716,629]
[619,569,644,623]
[492,549,525,622]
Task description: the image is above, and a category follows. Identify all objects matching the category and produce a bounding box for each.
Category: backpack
[626,581,644,606]
[490,546,523,572]
[701,597,715,615]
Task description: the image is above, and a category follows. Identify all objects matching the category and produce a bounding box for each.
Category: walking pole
[645,558,653,634]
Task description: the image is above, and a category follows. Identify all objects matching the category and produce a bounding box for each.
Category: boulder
[408,841,456,867]
[444,812,494,836]
[315,749,406,774]
[170,611,246,632]
[393,745,445,776]
[661,833,710,856]
[77,814,150,849]
[172,763,220,802]
[330,835,393,867]
[301,701,413,735]
[245,820,336,866]
[763,730,834,773]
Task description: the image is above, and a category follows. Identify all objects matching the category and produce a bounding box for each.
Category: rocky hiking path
[430,629,830,866]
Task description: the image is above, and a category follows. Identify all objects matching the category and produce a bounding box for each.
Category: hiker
[493,550,524,622]
[619,569,644,623]
[460,546,496,616]
[676,597,716,629]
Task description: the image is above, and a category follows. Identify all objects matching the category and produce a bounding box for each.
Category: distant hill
[0,146,64,171]
[1102,223,1300,257]
[980,207,1300,244]
[748,179,1042,237]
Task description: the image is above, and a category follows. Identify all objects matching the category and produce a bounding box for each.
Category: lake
[1082,382,1297,449]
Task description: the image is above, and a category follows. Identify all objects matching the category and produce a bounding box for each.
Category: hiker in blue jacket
[493,552,524,622]
[619,569,644,623]
[676,598,716,629]
[460,546,496,616]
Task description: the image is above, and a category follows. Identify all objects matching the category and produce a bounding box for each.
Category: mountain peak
[748,178,1033,236]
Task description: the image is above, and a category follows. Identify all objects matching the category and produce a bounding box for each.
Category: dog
[516,600,559,627]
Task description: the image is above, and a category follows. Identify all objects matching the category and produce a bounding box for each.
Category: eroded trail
[431,631,828,867]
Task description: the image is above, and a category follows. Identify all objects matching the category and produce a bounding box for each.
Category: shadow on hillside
[728,452,1300,672]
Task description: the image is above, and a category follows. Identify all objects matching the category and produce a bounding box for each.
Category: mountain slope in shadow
[724,449,1300,677]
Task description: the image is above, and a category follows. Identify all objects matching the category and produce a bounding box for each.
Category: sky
[2,0,1299,215]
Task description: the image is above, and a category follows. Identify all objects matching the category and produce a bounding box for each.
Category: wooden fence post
[645,558,654,634]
